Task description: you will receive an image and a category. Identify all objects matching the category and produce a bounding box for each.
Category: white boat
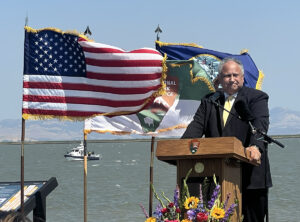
[64,142,101,161]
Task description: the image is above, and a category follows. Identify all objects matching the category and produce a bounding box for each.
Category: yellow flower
[184,196,199,209]
[211,207,225,219]
[181,219,192,222]
[145,217,156,222]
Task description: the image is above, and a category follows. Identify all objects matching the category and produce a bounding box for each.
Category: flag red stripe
[128,49,162,55]
[23,82,161,94]
[81,47,124,53]
[23,95,149,107]
[86,72,162,81]
[81,47,162,55]
[85,58,162,67]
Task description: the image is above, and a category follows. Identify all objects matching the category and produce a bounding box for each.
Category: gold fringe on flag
[83,123,189,136]
[156,40,203,49]
[22,114,88,121]
[24,26,91,41]
[256,70,265,90]
[84,129,132,135]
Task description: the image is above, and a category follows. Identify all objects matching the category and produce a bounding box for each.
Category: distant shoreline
[1,134,299,145]
[272,134,300,139]
[0,138,168,145]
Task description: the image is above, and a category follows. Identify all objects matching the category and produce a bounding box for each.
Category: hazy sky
[0,0,299,120]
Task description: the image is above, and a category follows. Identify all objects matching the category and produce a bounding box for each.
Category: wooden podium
[156,137,257,221]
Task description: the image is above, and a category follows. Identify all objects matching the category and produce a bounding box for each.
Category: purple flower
[139,203,149,218]
[223,193,231,210]
[207,184,220,209]
[187,209,197,220]
[173,185,180,208]
[198,203,206,213]
[220,203,238,222]
[199,184,203,204]
[153,204,163,219]
[197,184,206,212]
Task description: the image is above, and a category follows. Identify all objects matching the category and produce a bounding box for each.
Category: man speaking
[181,57,272,222]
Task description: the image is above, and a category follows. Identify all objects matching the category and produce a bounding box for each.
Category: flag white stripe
[23,101,146,113]
[80,41,160,54]
[23,88,156,101]
[86,65,162,74]
[84,52,163,60]
[79,41,125,51]
[24,75,161,88]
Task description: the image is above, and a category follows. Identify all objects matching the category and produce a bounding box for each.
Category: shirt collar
[224,92,238,99]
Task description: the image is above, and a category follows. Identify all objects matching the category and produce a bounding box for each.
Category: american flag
[23,27,165,120]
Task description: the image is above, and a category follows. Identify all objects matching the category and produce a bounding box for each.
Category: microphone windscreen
[235,100,255,121]
[209,91,222,102]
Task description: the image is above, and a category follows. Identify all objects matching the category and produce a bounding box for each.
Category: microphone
[234,100,285,148]
[235,100,257,135]
[235,100,255,121]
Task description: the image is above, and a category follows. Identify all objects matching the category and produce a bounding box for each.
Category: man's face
[218,60,244,95]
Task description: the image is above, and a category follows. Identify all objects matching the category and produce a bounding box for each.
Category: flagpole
[149,27,161,215]
[20,117,25,216]
[83,132,88,222]
[20,16,28,218]
[83,26,90,222]
[149,136,155,216]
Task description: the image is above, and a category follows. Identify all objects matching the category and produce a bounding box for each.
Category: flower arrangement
[140,169,238,222]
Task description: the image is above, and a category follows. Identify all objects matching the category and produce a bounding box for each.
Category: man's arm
[245,90,269,160]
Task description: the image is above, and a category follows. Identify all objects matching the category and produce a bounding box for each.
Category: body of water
[0,138,298,221]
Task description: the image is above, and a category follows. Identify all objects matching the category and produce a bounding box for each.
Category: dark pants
[242,189,268,222]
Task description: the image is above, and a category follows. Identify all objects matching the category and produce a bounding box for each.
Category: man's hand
[246,146,261,161]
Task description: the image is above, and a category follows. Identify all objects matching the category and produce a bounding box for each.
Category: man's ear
[213,76,221,89]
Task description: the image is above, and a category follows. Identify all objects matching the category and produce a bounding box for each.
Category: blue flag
[156,41,264,89]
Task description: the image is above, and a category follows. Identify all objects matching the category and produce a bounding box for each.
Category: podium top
[156,137,256,165]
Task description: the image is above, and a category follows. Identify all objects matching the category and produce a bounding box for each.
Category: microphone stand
[210,100,285,148]
[248,122,285,148]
